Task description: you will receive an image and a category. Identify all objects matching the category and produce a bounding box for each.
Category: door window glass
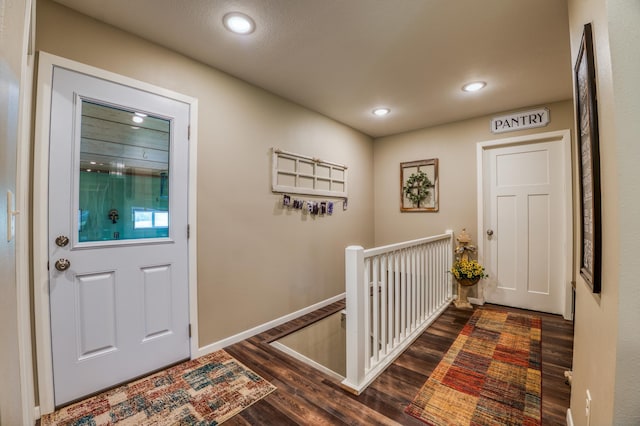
[78,100,170,242]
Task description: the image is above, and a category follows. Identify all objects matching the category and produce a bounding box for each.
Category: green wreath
[403,170,432,207]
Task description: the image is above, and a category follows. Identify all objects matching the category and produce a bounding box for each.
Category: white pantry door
[48,66,190,405]
[482,138,566,314]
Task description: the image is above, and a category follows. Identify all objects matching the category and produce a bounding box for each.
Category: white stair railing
[342,231,454,394]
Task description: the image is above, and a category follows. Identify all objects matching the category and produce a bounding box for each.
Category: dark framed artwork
[574,23,602,293]
[400,159,439,212]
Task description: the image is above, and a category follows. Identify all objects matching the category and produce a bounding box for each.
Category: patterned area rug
[41,350,276,425]
[406,309,542,425]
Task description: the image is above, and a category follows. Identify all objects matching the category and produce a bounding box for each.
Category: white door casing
[34,53,199,413]
[476,130,572,317]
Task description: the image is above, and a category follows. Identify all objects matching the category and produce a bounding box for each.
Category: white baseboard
[566,408,574,426]
[196,293,345,357]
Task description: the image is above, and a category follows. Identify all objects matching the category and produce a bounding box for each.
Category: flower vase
[454,277,479,309]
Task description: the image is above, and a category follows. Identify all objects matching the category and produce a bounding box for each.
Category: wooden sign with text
[491,108,550,134]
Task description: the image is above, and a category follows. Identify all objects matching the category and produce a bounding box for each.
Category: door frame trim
[33,52,199,414]
[15,1,37,423]
[475,129,573,319]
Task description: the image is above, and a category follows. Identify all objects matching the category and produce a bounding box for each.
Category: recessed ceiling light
[132,116,144,124]
[223,12,256,35]
[372,107,391,117]
[462,81,486,92]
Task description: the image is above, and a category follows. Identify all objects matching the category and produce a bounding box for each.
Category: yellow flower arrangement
[450,259,488,281]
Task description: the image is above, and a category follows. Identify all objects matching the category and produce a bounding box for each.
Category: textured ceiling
[52,0,573,138]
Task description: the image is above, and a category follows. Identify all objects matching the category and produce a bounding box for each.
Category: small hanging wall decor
[280,193,345,219]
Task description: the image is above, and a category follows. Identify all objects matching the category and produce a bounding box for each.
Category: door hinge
[188,323,192,338]
[187,224,190,239]
[187,125,190,140]
[47,261,49,271]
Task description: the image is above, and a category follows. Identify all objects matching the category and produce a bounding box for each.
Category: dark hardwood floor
[224,302,574,426]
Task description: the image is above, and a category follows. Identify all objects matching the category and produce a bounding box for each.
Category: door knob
[55,259,71,271]
[55,235,70,247]
[486,229,494,236]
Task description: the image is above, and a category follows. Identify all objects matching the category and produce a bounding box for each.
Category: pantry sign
[491,107,550,134]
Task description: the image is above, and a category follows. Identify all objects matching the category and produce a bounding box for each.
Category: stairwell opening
[270,310,346,381]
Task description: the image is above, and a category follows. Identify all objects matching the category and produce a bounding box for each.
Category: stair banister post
[344,245,365,392]
[445,230,454,299]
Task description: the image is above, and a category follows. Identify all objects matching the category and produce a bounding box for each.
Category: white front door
[48,66,190,405]
[481,134,568,314]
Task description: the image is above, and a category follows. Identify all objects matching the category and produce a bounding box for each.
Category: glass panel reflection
[78,100,170,242]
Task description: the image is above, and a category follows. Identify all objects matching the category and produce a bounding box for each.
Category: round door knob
[486,229,494,236]
[55,259,71,271]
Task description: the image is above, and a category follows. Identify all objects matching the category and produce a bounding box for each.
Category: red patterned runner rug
[405,309,542,425]
[41,350,276,425]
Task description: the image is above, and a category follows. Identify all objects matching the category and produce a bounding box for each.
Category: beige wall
[607,2,640,421]
[0,0,29,423]
[36,0,374,346]
[373,100,574,246]
[567,0,640,425]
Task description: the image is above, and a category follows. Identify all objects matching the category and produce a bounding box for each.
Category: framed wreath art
[400,159,439,212]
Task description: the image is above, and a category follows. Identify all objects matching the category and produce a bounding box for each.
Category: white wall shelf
[271,148,347,198]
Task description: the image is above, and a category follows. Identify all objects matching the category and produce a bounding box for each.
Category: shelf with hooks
[271,148,348,198]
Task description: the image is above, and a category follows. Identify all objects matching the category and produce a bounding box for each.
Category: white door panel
[75,272,118,360]
[141,264,174,341]
[528,194,550,294]
[483,140,565,314]
[48,67,190,405]
[495,195,517,290]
